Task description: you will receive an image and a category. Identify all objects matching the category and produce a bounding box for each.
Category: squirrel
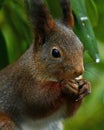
[0,0,91,130]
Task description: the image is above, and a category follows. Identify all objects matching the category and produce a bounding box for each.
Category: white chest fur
[20,106,66,130]
[21,119,63,130]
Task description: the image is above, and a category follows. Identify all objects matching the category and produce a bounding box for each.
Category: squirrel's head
[38,24,84,82]
[26,0,84,82]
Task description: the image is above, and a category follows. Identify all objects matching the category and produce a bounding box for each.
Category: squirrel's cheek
[41,81,60,88]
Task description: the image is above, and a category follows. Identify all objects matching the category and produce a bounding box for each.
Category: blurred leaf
[3,1,32,45]
[0,0,32,63]
[46,0,61,18]
[85,0,98,27]
[71,0,99,62]
[0,0,4,9]
[0,30,9,69]
[93,0,104,43]
[1,23,23,63]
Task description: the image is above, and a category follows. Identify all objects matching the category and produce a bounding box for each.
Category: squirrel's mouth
[70,75,83,90]
[74,75,83,88]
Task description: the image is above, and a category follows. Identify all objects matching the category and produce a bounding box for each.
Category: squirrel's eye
[52,49,61,58]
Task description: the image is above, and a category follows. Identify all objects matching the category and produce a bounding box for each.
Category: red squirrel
[0,0,91,130]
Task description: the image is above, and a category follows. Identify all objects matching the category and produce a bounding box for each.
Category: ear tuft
[60,0,74,28]
[25,0,55,48]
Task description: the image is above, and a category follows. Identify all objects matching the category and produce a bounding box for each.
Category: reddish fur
[0,113,15,130]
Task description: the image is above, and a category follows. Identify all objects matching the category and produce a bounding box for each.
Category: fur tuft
[60,0,74,28]
[25,0,55,48]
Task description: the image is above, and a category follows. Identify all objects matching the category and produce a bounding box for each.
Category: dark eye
[52,49,61,58]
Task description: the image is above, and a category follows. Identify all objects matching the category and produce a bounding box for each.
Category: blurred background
[0,0,104,130]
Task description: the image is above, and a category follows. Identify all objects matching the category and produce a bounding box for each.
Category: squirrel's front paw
[76,79,91,101]
[60,79,91,101]
[60,79,79,99]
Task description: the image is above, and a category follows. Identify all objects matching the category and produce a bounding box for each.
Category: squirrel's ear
[60,0,74,28]
[25,0,55,48]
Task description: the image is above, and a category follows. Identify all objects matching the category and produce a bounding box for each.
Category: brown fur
[0,0,91,130]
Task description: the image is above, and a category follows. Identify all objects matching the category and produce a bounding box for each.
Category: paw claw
[76,79,91,101]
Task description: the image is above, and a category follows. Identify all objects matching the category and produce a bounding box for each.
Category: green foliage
[71,0,99,61]
[0,0,104,130]
[93,0,104,43]
[0,0,32,67]
[86,0,98,27]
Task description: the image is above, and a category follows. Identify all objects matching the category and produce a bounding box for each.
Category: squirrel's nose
[72,65,84,78]
[65,64,84,78]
